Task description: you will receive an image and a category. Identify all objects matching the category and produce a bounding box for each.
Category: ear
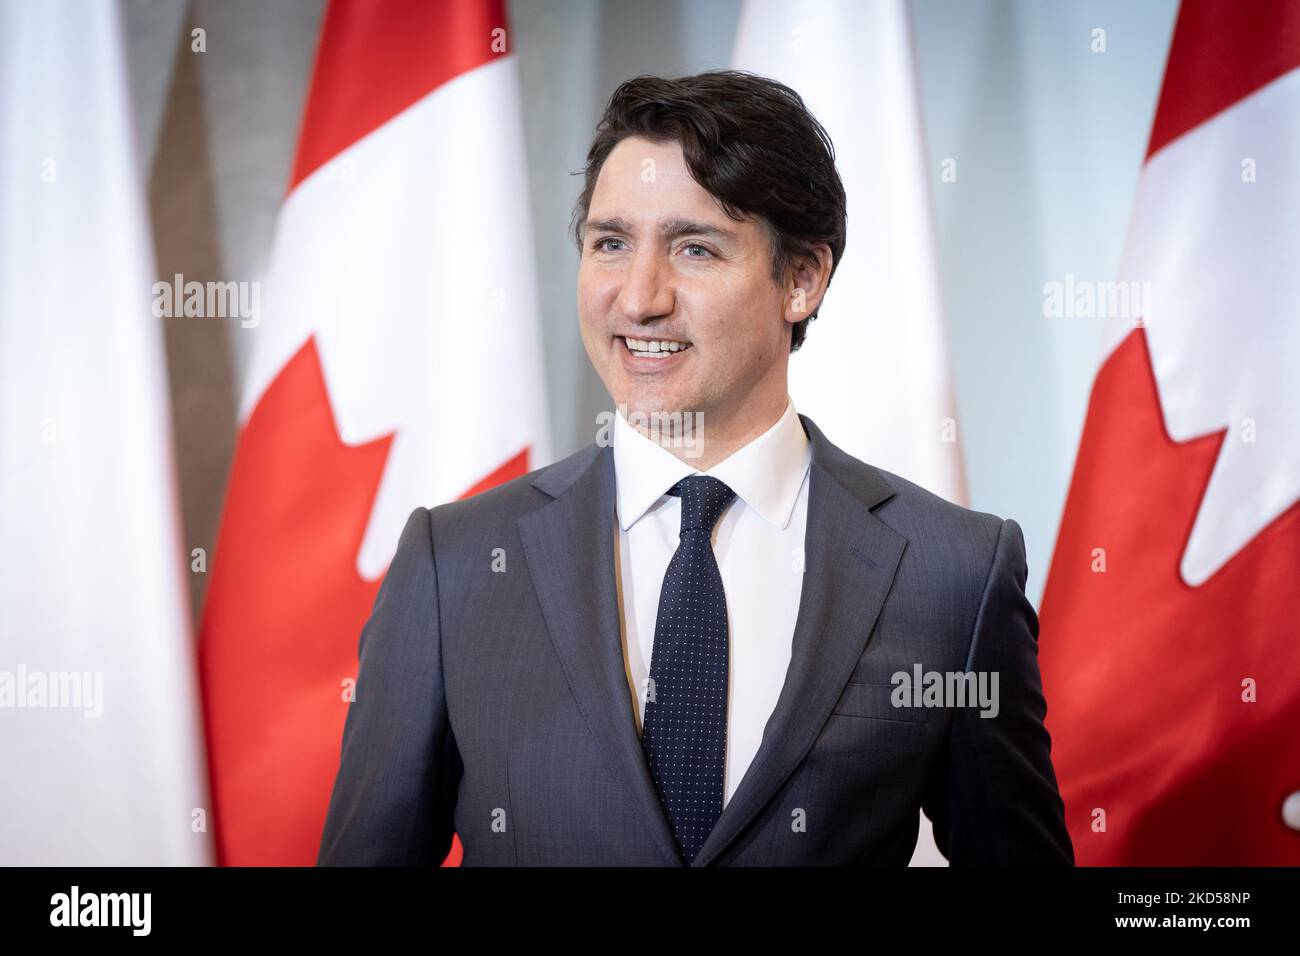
[782,243,834,327]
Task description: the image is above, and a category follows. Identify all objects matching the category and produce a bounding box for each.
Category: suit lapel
[516,442,684,865]
[691,414,907,866]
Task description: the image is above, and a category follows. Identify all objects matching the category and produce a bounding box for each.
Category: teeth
[624,337,691,356]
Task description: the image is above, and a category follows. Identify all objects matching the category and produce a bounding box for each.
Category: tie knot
[668,475,736,534]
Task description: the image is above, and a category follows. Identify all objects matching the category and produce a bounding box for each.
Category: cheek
[575,279,605,337]
[577,317,609,370]
[709,290,780,362]
[578,259,617,296]
[575,263,597,306]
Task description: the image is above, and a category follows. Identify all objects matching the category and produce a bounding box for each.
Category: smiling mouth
[618,335,693,358]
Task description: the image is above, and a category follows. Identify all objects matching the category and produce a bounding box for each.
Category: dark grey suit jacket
[317,413,1073,866]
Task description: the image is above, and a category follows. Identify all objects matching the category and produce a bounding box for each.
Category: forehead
[588,136,744,227]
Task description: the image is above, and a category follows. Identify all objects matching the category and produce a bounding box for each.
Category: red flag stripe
[200,335,530,863]
[200,337,394,865]
[1040,330,1300,864]
[202,0,544,866]
[289,0,509,191]
[1146,0,1300,160]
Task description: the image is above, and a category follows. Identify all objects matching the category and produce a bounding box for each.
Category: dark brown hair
[570,70,847,352]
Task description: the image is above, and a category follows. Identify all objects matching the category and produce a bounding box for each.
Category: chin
[626,391,689,414]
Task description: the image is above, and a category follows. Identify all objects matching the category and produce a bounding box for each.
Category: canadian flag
[1039,0,1300,864]
[731,0,964,867]
[199,0,551,866]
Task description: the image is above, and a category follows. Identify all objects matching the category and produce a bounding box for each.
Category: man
[318,71,1073,866]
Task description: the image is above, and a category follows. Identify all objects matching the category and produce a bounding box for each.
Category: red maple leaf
[1039,329,1300,864]
[199,335,528,866]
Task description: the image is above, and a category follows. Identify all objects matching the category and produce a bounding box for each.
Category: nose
[613,246,675,323]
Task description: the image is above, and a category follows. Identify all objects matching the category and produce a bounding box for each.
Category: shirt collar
[612,396,811,532]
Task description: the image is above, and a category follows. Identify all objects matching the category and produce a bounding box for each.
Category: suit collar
[534,411,898,512]
[611,396,812,532]
[519,412,906,866]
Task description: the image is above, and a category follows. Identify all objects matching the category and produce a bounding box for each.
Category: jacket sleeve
[317,506,462,865]
[921,517,1074,865]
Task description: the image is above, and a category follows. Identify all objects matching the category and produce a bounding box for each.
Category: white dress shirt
[612,396,813,808]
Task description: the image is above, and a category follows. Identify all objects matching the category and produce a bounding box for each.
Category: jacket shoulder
[423,442,601,531]
[860,463,1016,591]
[871,466,1004,540]
[802,413,1008,560]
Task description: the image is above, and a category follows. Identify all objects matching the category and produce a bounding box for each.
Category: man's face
[577,136,792,432]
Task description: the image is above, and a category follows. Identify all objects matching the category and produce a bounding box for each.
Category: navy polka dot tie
[641,474,737,865]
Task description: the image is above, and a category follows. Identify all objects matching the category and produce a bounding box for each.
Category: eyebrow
[582,216,737,243]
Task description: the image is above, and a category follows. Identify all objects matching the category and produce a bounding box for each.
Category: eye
[682,243,713,259]
[592,237,625,252]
